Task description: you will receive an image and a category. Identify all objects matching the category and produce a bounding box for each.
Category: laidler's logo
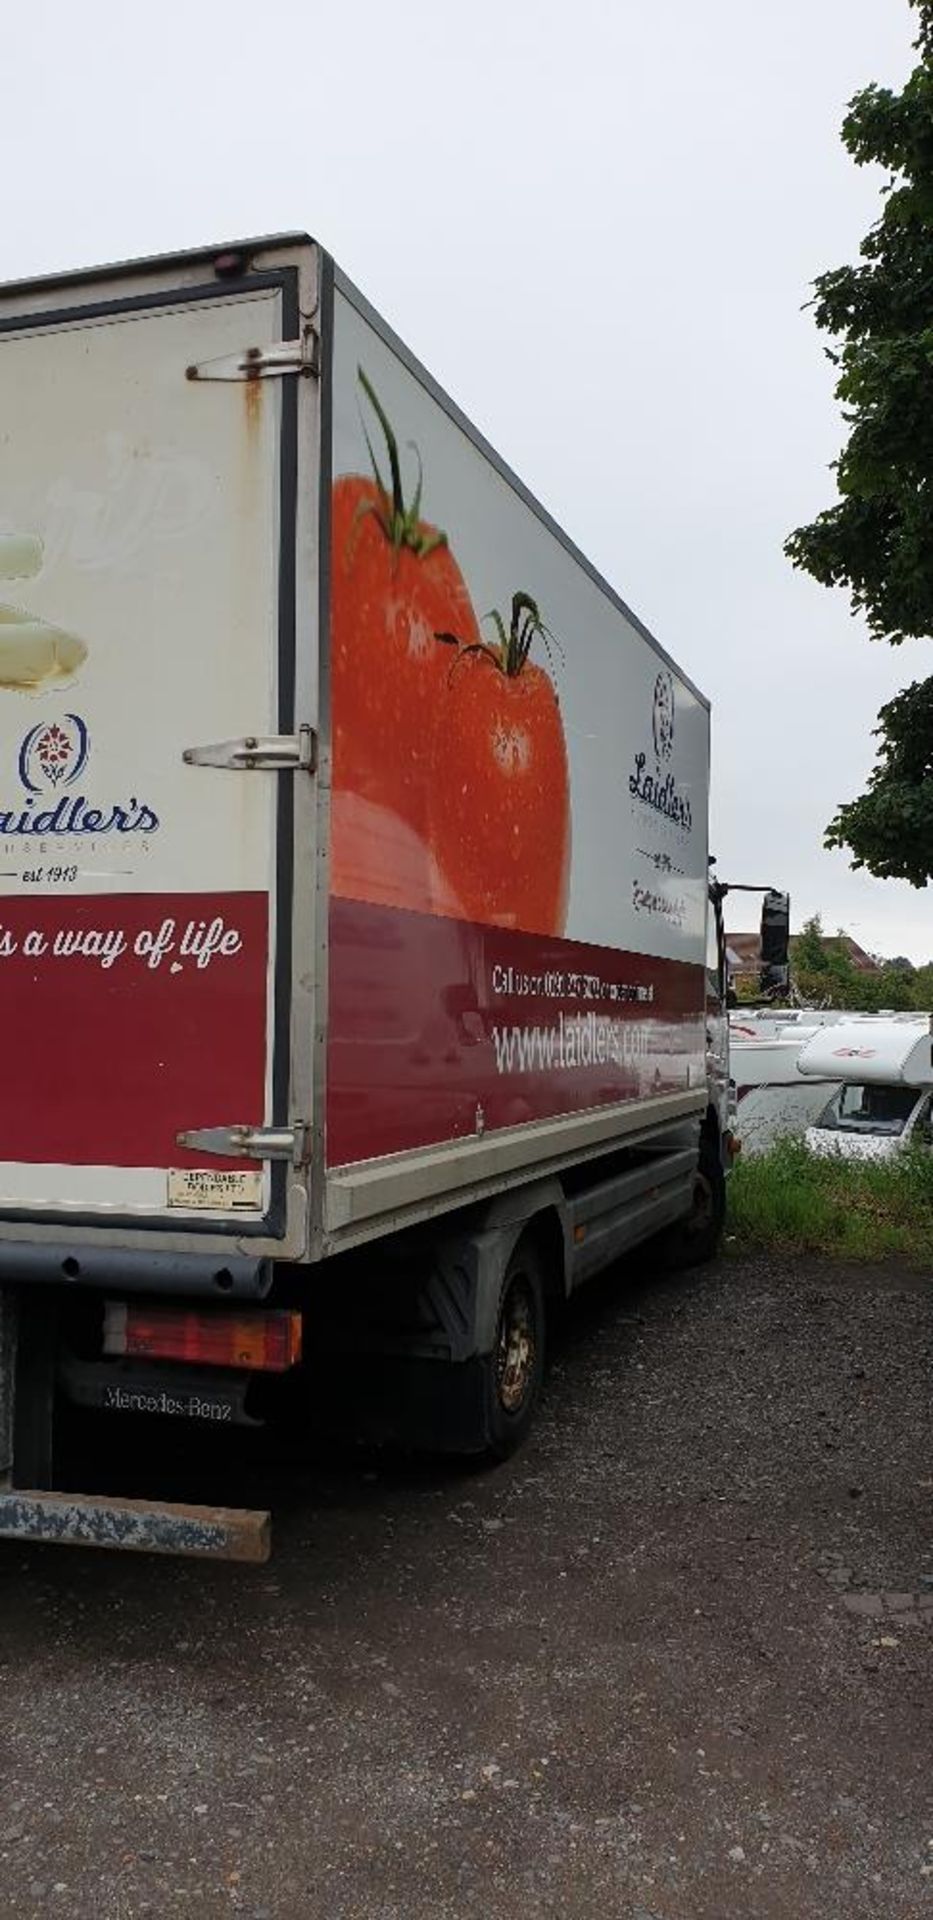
[629,671,693,833]
[652,670,675,763]
[2,714,159,837]
[19,714,89,791]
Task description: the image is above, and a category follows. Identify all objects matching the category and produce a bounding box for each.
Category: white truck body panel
[0,236,712,1269]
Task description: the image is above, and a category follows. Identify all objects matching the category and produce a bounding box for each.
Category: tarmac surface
[0,1249,930,1918]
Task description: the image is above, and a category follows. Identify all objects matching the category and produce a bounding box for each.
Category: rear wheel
[479,1239,546,1460]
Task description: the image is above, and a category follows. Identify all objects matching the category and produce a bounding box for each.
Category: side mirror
[759,890,790,998]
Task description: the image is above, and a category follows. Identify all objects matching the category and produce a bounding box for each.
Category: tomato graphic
[330,372,479,910]
[429,594,571,935]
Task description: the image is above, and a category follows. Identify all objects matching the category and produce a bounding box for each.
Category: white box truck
[0,234,785,1559]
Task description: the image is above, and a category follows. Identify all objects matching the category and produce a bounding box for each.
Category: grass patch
[727,1135,933,1263]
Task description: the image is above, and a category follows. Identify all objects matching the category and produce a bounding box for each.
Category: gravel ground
[0,1250,930,1920]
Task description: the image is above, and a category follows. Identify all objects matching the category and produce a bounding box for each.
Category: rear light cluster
[103,1302,303,1373]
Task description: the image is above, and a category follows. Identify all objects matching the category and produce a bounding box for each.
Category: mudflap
[308,1351,491,1455]
[0,1288,271,1563]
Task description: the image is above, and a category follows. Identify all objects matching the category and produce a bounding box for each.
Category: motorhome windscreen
[816,1084,919,1137]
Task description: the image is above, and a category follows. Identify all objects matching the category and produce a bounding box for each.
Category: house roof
[726,931,881,975]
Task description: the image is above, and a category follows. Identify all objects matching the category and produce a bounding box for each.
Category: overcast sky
[2,0,927,958]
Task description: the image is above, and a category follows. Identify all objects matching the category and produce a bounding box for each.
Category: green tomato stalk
[357,367,447,559]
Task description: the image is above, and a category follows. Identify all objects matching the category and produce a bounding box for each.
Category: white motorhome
[728,1010,846,1155]
[798,1017,933,1161]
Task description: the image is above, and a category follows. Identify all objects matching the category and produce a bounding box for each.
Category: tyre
[478,1238,547,1461]
[662,1131,726,1270]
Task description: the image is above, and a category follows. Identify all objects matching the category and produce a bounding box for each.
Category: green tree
[785,1,933,885]
[881,954,917,1001]
[791,916,855,1007]
[794,913,829,974]
[825,679,933,885]
[788,916,917,1009]
[910,960,933,1007]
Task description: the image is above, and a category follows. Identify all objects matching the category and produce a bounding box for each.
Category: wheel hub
[496,1277,536,1414]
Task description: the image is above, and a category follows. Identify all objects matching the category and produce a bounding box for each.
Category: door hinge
[183,727,316,773]
[186,331,320,382]
[177,1125,309,1167]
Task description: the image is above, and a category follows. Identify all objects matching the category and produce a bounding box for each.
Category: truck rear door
[0,245,316,1249]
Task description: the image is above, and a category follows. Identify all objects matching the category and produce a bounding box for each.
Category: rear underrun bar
[0,1289,271,1562]
[0,1488,270,1561]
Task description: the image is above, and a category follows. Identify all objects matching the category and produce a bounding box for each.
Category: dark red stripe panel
[327,897,705,1167]
[0,893,268,1169]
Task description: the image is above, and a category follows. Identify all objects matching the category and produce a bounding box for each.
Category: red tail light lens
[103,1303,302,1373]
